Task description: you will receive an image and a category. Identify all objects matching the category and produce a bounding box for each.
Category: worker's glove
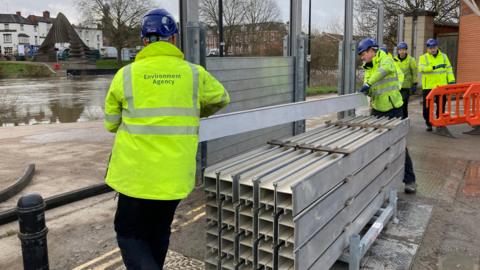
[448,81,456,85]
[433,64,446,70]
[411,83,417,94]
[358,83,370,95]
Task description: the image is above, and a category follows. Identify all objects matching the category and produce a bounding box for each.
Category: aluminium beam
[292,138,405,249]
[199,94,368,142]
[285,118,409,215]
[294,153,405,269]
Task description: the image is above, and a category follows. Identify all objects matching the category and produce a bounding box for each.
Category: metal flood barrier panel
[203,116,409,270]
[205,57,296,166]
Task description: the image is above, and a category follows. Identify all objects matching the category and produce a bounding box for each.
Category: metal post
[17,193,49,270]
[394,14,405,56]
[390,189,399,224]
[289,0,302,57]
[339,0,355,119]
[218,0,225,57]
[376,4,385,45]
[349,234,361,270]
[397,14,405,44]
[307,0,312,87]
[180,0,201,64]
[290,0,305,135]
[180,0,207,185]
[412,15,418,58]
[179,0,186,53]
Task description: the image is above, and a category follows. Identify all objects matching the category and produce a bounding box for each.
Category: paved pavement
[1,94,479,269]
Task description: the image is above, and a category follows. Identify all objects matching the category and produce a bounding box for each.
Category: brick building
[206,22,287,56]
[457,0,480,82]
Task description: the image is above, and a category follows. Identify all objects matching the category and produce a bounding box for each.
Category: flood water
[0,76,112,127]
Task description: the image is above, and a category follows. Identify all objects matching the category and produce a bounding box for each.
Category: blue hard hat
[397,42,408,49]
[380,45,388,53]
[426,38,438,48]
[141,8,178,38]
[357,38,378,55]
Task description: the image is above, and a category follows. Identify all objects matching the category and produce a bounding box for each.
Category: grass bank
[0,62,55,78]
[306,86,337,96]
[96,59,133,69]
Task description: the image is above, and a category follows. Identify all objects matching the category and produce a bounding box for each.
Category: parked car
[57,48,70,60]
[129,49,138,60]
[207,48,219,57]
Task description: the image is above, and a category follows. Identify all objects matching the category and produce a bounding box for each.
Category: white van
[100,47,118,59]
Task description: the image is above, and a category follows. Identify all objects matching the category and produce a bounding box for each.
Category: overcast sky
[0,0,344,32]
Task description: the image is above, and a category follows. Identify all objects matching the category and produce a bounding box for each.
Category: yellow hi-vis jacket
[418,50,455,90]
[103,41,230,200]
[394,54,418,89]
[363,50,404,112]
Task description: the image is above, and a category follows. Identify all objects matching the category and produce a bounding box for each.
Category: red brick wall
[457,0,480,83]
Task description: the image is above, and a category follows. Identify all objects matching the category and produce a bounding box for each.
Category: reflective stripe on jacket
[363,50,404,112]
[104,41,230,200]
[418,50,455,90]
[394,54,418,89]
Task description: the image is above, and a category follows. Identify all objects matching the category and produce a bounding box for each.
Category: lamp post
[219,0,225,57]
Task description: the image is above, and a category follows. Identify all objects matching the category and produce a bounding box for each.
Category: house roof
[28,15,55,24]
[0,14,35,25]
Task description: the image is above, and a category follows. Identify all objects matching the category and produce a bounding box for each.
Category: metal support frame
[339,0,356,119]
[342,189,398,270]
[376,4,385,45]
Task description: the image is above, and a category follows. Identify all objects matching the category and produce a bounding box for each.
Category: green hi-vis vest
[394,54,418,89]
[103,41,230,200]
[363,50,404,112]
[418,50,455,90]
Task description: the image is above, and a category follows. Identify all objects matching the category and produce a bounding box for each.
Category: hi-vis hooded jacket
[363,50,404,112]
[104,41,230,200]
[418,50,455,90]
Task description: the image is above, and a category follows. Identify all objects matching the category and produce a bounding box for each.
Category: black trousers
[372,107,416,184]
[114,193,181,270]
[400,88,410,119]
[422,89,447,127]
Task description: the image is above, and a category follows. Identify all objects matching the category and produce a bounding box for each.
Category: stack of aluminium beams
[203,116,409,270]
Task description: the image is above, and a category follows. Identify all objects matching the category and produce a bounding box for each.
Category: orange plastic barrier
[426,83,471,126]
[464,83,480,126]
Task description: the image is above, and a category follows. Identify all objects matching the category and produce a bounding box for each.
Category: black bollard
[17,193,49,270]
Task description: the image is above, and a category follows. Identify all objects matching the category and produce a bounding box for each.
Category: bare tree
[355,0,460,47]
[78,0,154,65]
[200,0,247,54]
[243,0,281,55]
